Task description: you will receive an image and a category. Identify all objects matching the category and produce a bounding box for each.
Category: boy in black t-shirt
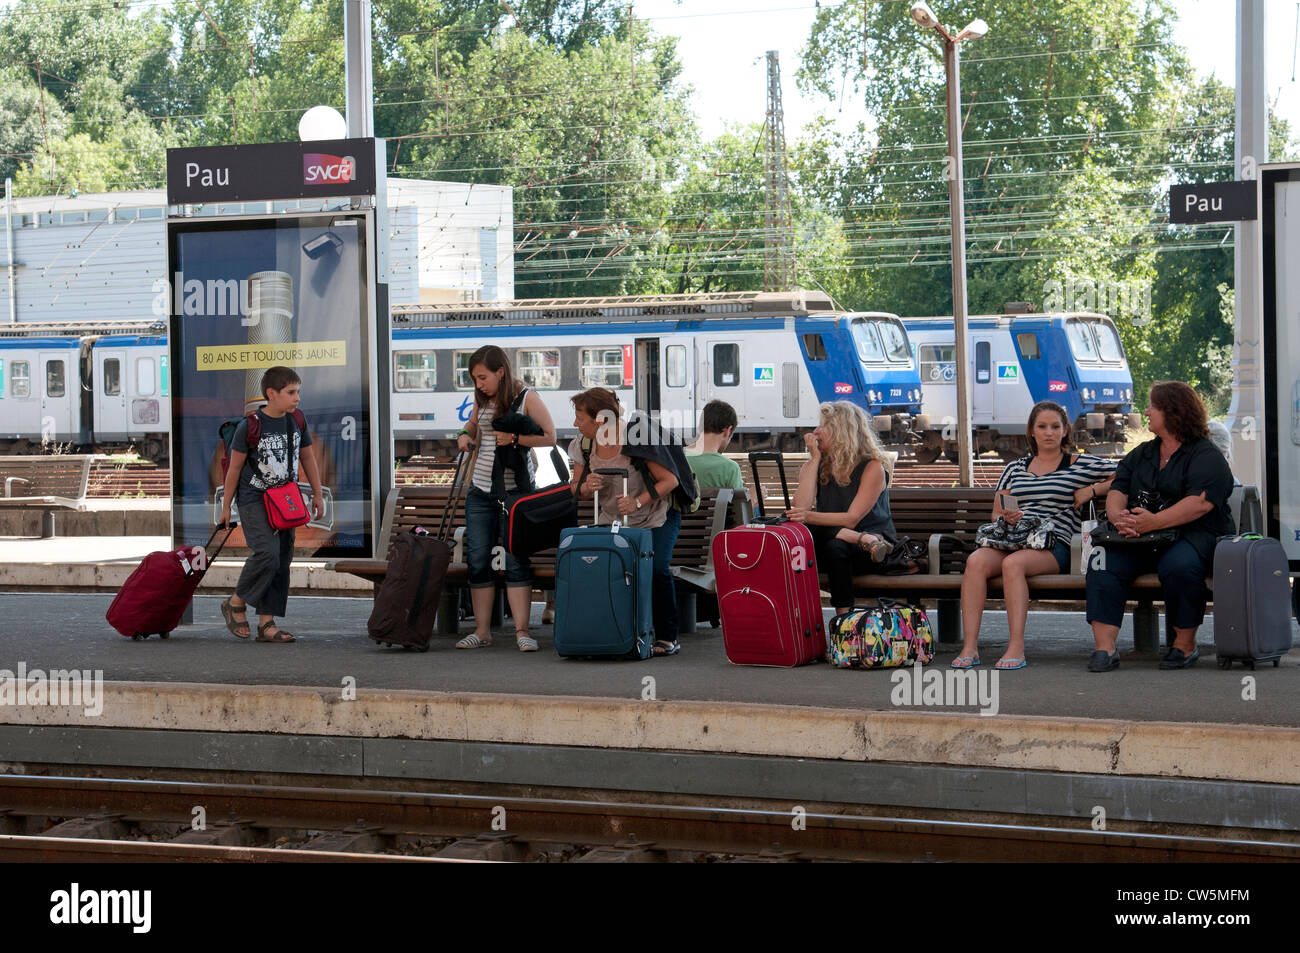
[219,367,324,642]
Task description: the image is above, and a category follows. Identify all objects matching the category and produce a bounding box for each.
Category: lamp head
[909,1,940,30]
[298,105,347,142]
[956,18,989,41]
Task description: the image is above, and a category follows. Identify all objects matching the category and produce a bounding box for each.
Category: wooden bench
[328,486,743,634]
[831,485,1263,652]
[0,455,93,538]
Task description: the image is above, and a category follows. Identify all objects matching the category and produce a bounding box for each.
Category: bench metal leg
[677,588,697,635]
[1132,601,1160,653]
[936,598,961,645]
[436,588,460,636]
[40,509,55,539]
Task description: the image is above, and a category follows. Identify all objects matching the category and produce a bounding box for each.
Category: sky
[632,0,1300,158]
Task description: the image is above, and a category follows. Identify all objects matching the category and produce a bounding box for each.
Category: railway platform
[0,571,1296,837]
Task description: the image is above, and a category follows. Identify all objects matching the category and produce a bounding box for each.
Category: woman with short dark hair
[1084,381,1235,671]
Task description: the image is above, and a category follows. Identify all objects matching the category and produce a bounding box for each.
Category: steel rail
[1,775,1294,863]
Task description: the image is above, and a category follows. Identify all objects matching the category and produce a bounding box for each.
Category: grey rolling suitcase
[1212,535,1293,669]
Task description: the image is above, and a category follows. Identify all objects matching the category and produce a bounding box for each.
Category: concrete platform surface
[0,592,1294,733]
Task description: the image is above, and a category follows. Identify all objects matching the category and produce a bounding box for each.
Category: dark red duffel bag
[106,524,236,640]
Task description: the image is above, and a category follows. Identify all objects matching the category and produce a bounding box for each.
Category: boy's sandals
[456,633,492,649]
[256,620,296,643]
[221,597,250,639]
[652,640,681,657]
[516,630,539,652]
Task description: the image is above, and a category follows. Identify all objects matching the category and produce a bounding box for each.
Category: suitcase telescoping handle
[592,467,629,527]
[748,450,792,523]
[205,521,238,567]
[435,448,473,542]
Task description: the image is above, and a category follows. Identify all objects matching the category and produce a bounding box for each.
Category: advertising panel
[167,213,375,557]
[1263,165,1300,566]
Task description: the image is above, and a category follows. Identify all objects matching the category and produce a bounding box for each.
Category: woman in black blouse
[1084,382,1235,672]
[786,401,896,615]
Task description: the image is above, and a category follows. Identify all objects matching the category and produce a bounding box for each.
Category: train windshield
[1065,319,1100,362]
[1091,320,1125,363]
[850,320,886,362]
[875,319,912,363]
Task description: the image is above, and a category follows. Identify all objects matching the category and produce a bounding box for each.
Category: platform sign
[166,212,379,557]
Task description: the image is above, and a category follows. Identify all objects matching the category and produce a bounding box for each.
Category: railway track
[0,773,1294,863]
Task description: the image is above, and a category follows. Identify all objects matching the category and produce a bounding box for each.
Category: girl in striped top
[955,401,1116,671]
[454,345,557,652]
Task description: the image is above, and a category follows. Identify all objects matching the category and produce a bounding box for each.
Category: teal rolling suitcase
[553,468,655,659]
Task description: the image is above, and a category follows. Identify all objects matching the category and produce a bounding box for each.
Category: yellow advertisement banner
[196,340,347,370]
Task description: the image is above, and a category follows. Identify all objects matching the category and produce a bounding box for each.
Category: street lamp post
[909,2,987,488]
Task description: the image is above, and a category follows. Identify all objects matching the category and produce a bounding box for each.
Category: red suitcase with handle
[712,452,825,667]
[107,524,236,640]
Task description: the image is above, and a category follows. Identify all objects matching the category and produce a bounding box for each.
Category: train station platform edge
[1,680,1294,786]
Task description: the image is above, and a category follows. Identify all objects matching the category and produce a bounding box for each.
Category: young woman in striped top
[454,345,557,652]
[955,401,1115,670]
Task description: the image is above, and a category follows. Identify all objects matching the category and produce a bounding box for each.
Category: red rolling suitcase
[711,451,825,667]
[107,524,237,640]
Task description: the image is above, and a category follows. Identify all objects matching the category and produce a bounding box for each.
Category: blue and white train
[902,311,1140,462]
[0,324,169,460]
[389,291,925,455]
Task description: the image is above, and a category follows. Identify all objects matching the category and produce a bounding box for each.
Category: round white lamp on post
[298,106,347,143]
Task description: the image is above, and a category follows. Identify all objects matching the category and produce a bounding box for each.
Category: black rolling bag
[368,451,469,651]
[1212,535,1293,669]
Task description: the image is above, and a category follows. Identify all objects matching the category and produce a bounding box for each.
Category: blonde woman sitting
[785,401,896,615]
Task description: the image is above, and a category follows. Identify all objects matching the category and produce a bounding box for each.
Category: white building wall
[4,179,512,323]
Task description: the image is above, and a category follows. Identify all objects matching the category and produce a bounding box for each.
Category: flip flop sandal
[950,655,981,669]
[221,597,251,639]
[456,634,492,649]
[256,621,296,643]
[652,640,681,657]
[994,657,1027,670]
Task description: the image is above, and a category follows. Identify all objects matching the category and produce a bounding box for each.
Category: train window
[850,321,886,363]
[103,358,122,396]
[517,349,561,390]
[394,351,436,391]
[580,348,624,388]
[453,351,475,390]
[1093,321,1124,363]
[1016,333,1041,360]
[802,334,827,361]
[918,345,956,383]
[876,321,911,363]
[136,357,156,396]
[665,345,687,387]
[713,343,740,387]
[975,341,991,383]
[1066,320,1100,362]
[45,360,65,398]
[10,361,30,398]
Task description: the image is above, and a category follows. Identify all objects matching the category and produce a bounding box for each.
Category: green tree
[0,66,69,183]
[401,21,695,297]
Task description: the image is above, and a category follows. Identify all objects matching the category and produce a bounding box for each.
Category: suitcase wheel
[159,632,170,639]
[131,633,147,641]
[1244,659,1256,670]
[1274,659,1281,668]
[403,643,430,653]
[1217,657,1232,670]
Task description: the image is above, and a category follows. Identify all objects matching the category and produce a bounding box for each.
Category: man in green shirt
[686,400,751,502]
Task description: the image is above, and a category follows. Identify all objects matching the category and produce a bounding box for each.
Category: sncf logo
[303,154,356,185]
